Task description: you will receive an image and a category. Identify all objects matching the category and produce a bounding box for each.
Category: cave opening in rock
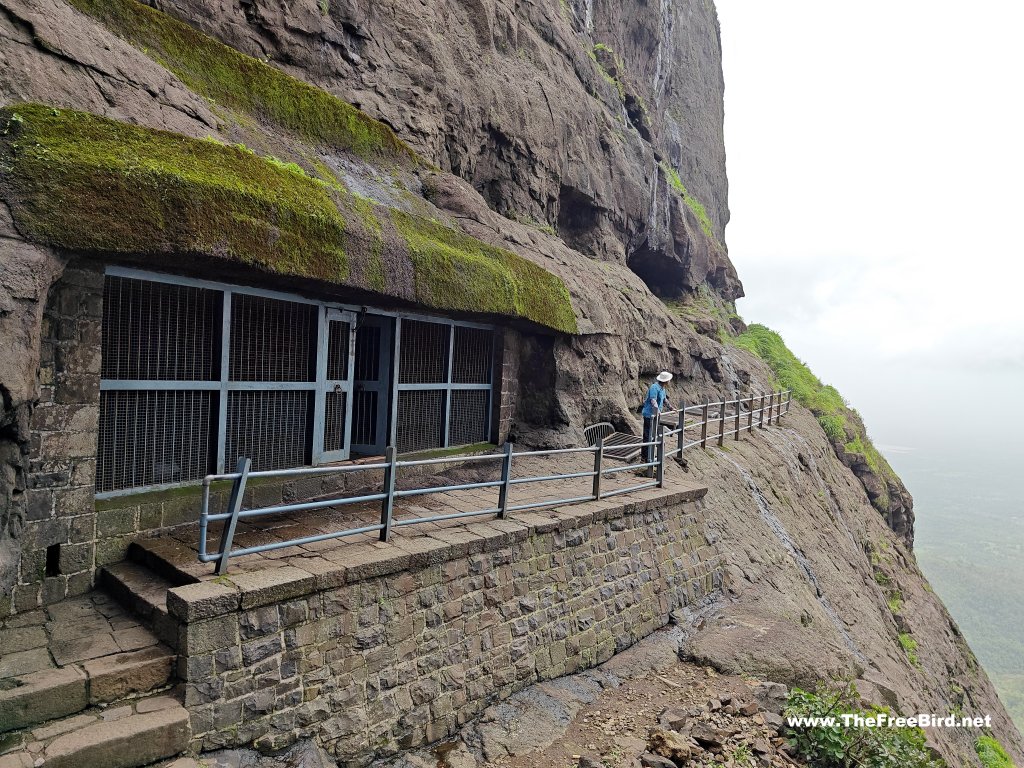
[627,240,686,299]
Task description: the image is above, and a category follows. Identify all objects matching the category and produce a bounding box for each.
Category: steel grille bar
[449,389,489,445]
[397,390,445,452]
[225,390,312,471]
[452,326,493,384]
[323,391,348,452]
[98,270,500,496]
[398,320,449,384]
[326,319,351,381]
[101,275,219,381]
[97,390,214,493]
[229,293,317,382]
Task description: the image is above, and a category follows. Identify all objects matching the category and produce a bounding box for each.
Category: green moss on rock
[68,0,417,163]
[661,162,717,242]
[393,211,577,334]
[0,105,577,332]
[0,104,349,280]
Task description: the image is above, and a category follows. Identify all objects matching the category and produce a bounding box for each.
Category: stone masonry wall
[16,263,103,611]
[163,488,721,765]
[493,327,521,445]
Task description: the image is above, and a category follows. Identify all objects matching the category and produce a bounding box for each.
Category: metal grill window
[98,270,499,493]
[230,294,317,382]
[452,326,493,384]
[448,390,490,445]
[396,319,495,453]
[96,390,214,493]
[101,276,219,380]
[399,320,449,383]
[226,391,312,471]
[397,390,445,452]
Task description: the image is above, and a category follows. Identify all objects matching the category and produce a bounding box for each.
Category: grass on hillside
[733,323,900,511]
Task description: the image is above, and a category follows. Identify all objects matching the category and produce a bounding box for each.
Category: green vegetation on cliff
[393,211,577,333]
[734,323,901,513]
[68,0,417,162]
[785,683,944,768]
[0,105,577,332]
[660,162,716,241]
[976,735,1016,768]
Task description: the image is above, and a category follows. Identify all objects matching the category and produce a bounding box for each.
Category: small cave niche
[557,184,603,254]
[627,241,686,299]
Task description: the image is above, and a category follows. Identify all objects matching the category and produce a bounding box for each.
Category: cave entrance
[626,241,687,299]
[95,268,499,498]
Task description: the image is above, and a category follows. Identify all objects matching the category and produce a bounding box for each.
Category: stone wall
[162,487,721,764]
[492,328,521,445]
[15,263,103,611]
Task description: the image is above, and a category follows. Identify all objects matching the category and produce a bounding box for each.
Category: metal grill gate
[97,269,496,496]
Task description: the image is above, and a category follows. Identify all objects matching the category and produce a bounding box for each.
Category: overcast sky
[716,1,1024,449]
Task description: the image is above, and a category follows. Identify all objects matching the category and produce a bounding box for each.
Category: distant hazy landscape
[881,431,1024,733]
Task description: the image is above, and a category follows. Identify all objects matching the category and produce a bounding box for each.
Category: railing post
[776,391,784,421]
[766,392,774,426]
[656,425,666,488]
[718,399,726,447]
[216,457,250,576]
[734,395,741,441]
[380,445,397,541]
[496,442,513,519]
[787,390,793,414]
[592,437,604,499]
[701,402,709,448]
[759,393,766,429]
[676,400,686,458]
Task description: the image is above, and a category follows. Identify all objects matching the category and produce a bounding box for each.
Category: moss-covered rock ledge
[0,105,577,333]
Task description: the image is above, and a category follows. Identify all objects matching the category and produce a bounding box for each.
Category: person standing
[641,371,673,470]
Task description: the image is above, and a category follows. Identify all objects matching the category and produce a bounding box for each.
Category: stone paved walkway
[140,451,706,581]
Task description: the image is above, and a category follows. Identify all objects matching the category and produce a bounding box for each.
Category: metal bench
[583,422,643,461]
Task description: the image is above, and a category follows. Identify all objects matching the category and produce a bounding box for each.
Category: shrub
[785,683,944,768]
[899,633,921,667]
[976,735,1016,768]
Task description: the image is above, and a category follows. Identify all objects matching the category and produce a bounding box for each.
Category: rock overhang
[0,104,578,334]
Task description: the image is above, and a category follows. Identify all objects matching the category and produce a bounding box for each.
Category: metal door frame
[350,314,393,457]
[313,308,357,463]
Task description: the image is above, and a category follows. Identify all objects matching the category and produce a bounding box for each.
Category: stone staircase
[0,582,189,768]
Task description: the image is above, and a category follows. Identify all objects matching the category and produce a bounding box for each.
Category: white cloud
[718,0,1024,404]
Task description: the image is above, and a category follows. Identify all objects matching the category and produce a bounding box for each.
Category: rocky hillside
[0,0,1020,764]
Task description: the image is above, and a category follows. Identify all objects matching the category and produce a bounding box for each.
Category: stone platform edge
[166,484,708,623]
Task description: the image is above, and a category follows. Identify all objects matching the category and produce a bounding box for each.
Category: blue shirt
[642,382,667,418]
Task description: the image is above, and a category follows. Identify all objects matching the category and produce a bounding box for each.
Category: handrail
[199,389,792,571]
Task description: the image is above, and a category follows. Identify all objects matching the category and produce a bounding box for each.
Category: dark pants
[643,416,658,465]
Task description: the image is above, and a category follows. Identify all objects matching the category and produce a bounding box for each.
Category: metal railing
[199,390,792,573]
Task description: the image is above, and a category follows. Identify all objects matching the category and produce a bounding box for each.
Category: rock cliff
[0,0,1020,764]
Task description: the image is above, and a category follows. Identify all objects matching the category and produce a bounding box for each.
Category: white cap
[657,371,673,383]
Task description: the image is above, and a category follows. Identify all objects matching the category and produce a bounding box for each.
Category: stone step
[99,562,181,651]
[1,594,175,735]
[0,693,189,768]
[130,539,204,588]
